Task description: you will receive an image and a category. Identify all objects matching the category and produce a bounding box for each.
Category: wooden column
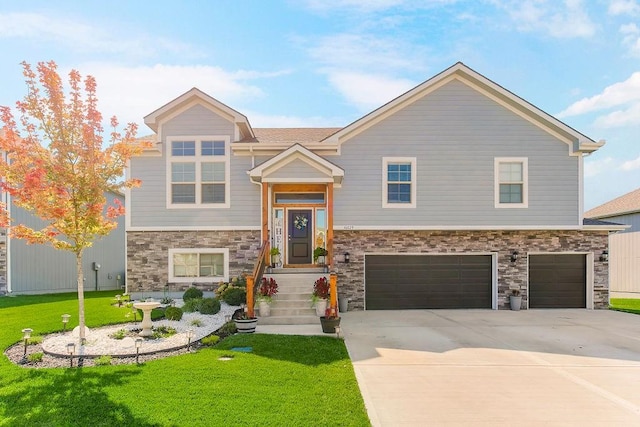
[330,273,337,313]
[246,275,255,318]
[327,182,334,268]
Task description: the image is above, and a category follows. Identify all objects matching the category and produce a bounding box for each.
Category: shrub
[111,329,127,340]
[161,296,174,305]
[222,286,246,306]
[183,287,203,302]
[200,335,220,346]
[182,298,202,313]
[152,326,177,339]
[95,355,112,366]
[190,319,203,327]
[214,282,228,299]
[199,298,221,315]
[217,320,237,336]
[28,352,43,362]
[165,306,183,321]
[28,335,43,345]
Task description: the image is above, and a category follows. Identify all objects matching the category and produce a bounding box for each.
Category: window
[168,248,229,282]
[495,158,528,208]
[383,157,416,208]
[167,137,230,208]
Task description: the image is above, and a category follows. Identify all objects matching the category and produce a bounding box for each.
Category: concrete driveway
[341,309,640,426]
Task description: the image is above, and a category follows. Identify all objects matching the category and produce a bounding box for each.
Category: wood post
[330,273,337,313]
[246,275,255,318]
[261,182,268,242]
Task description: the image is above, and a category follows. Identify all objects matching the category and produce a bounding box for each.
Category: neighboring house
[586,188,640,297]
[0,190,126,295]
[126,62,623,311]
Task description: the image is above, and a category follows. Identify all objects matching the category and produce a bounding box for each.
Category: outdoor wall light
[186,329,195,351]
[510,251,519,263]
[22,328,33,356]
[600,250,608,262]
[61,314,71,333]
[135,337,143,364]
[344,252,350,263]
[66,342,76,367]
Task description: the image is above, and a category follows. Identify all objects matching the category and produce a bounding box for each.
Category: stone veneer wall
[331,230,610,310]
[127,230,261,294]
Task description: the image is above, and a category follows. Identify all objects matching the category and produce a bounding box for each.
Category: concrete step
[258,315,320,325]
[268,268,327,274]
[273,293,311,301]
[270,299,313,308]
[269,307,317,317]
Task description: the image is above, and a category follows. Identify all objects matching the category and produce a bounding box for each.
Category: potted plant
[311,276,330,316]
[313,246,328,265]
[256,277,278,317]
[269,247,281,268]
[320,306,341,333]
[510,289,522,311]
[233,308,258,333]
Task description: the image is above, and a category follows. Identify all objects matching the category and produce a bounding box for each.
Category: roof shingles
[585,187,640,218]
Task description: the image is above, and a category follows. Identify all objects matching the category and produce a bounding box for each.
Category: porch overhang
[248,144,344,187]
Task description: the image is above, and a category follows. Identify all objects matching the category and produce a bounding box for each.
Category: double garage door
[365,254,586,310]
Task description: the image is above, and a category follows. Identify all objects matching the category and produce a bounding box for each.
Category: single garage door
[529,254,586,308]
[365,255,492,309]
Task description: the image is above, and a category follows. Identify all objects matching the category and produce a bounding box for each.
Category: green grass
[0,291,369,426]
[610,298,640,315]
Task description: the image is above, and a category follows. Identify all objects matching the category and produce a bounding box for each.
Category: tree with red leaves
[0,61,148,343]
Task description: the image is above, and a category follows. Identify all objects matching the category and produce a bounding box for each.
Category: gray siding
[604,213,640,234]
[10,193,125,294]
[265,158,330,180]
[130,104,260,227]
[333,79,580,227]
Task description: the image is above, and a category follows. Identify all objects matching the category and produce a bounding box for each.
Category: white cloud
[0,12,204,58]
[496,0,596,38]
[558,71,640,119]
[620,23,640,56]
[620,154,640,170]
[73,63,285,129]
[327,72,415,111]
[608,0,640,15]
[594,102,640,127]
[584,156,615,177]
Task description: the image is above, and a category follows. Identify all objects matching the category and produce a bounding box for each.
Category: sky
[0,0,638,210]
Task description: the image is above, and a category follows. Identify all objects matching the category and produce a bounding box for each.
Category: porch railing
[246,240,270,318]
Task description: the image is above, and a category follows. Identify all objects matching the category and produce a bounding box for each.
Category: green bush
[190,319,203,327]
[222,287,246,306]
[182,298,202,313]
[28,335,43,345]
[183,287,203,302]
[200,335,220,346]
[95,355,112,366]
[165,306,183,321]
[199,298,221,315]
[27,352,43,362]
[152,326,176,339]
[217,320,237,336]
[111,329,127,340]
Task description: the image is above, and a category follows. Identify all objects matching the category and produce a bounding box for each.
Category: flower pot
[258,301,271,317]
[510,295,522,311]
[315,298,328,316]
[320,316,341,333]
[234,318,258,333]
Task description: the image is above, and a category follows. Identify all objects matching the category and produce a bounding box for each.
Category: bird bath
[133,301,161,337]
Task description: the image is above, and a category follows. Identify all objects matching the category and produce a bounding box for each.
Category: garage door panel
[529,254,586,309]
[365,255,492,310]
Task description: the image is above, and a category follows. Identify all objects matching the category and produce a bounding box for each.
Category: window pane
[200,253,223,276]
[499,184,523,203]
[500,162,522,182]
[171,141,195,156]
[202,141,225,156]
[172,163,195,182]
[172,184,196,203]
[202,162,225,182]
[388,183,411,203]
[173,253,198,277]
[388,163,411,182]
[202,183,225,203]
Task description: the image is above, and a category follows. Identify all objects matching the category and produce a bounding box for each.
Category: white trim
[165,136,230,209]
[526,252,593,309]
[494,157,528,209]
[127,226,260,232]
[335,224,583,231]
[262,177,334,183]
[382,157,417,209]
[168,248,229,283]
[583,224,629,231]
[578,155,584,225]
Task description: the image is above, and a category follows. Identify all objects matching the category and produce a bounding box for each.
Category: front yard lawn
[0,291,369,426]
[610,298,640,315]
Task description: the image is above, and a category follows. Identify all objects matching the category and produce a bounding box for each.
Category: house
[126,62,624,312]
[0,190,126,295]
[586,188,640,298]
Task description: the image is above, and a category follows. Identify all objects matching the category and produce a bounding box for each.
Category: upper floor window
[382,157,416,208]
[495,157,528,208]
[166,136,230,208]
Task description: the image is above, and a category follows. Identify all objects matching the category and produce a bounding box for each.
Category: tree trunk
[76,251,86,344]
